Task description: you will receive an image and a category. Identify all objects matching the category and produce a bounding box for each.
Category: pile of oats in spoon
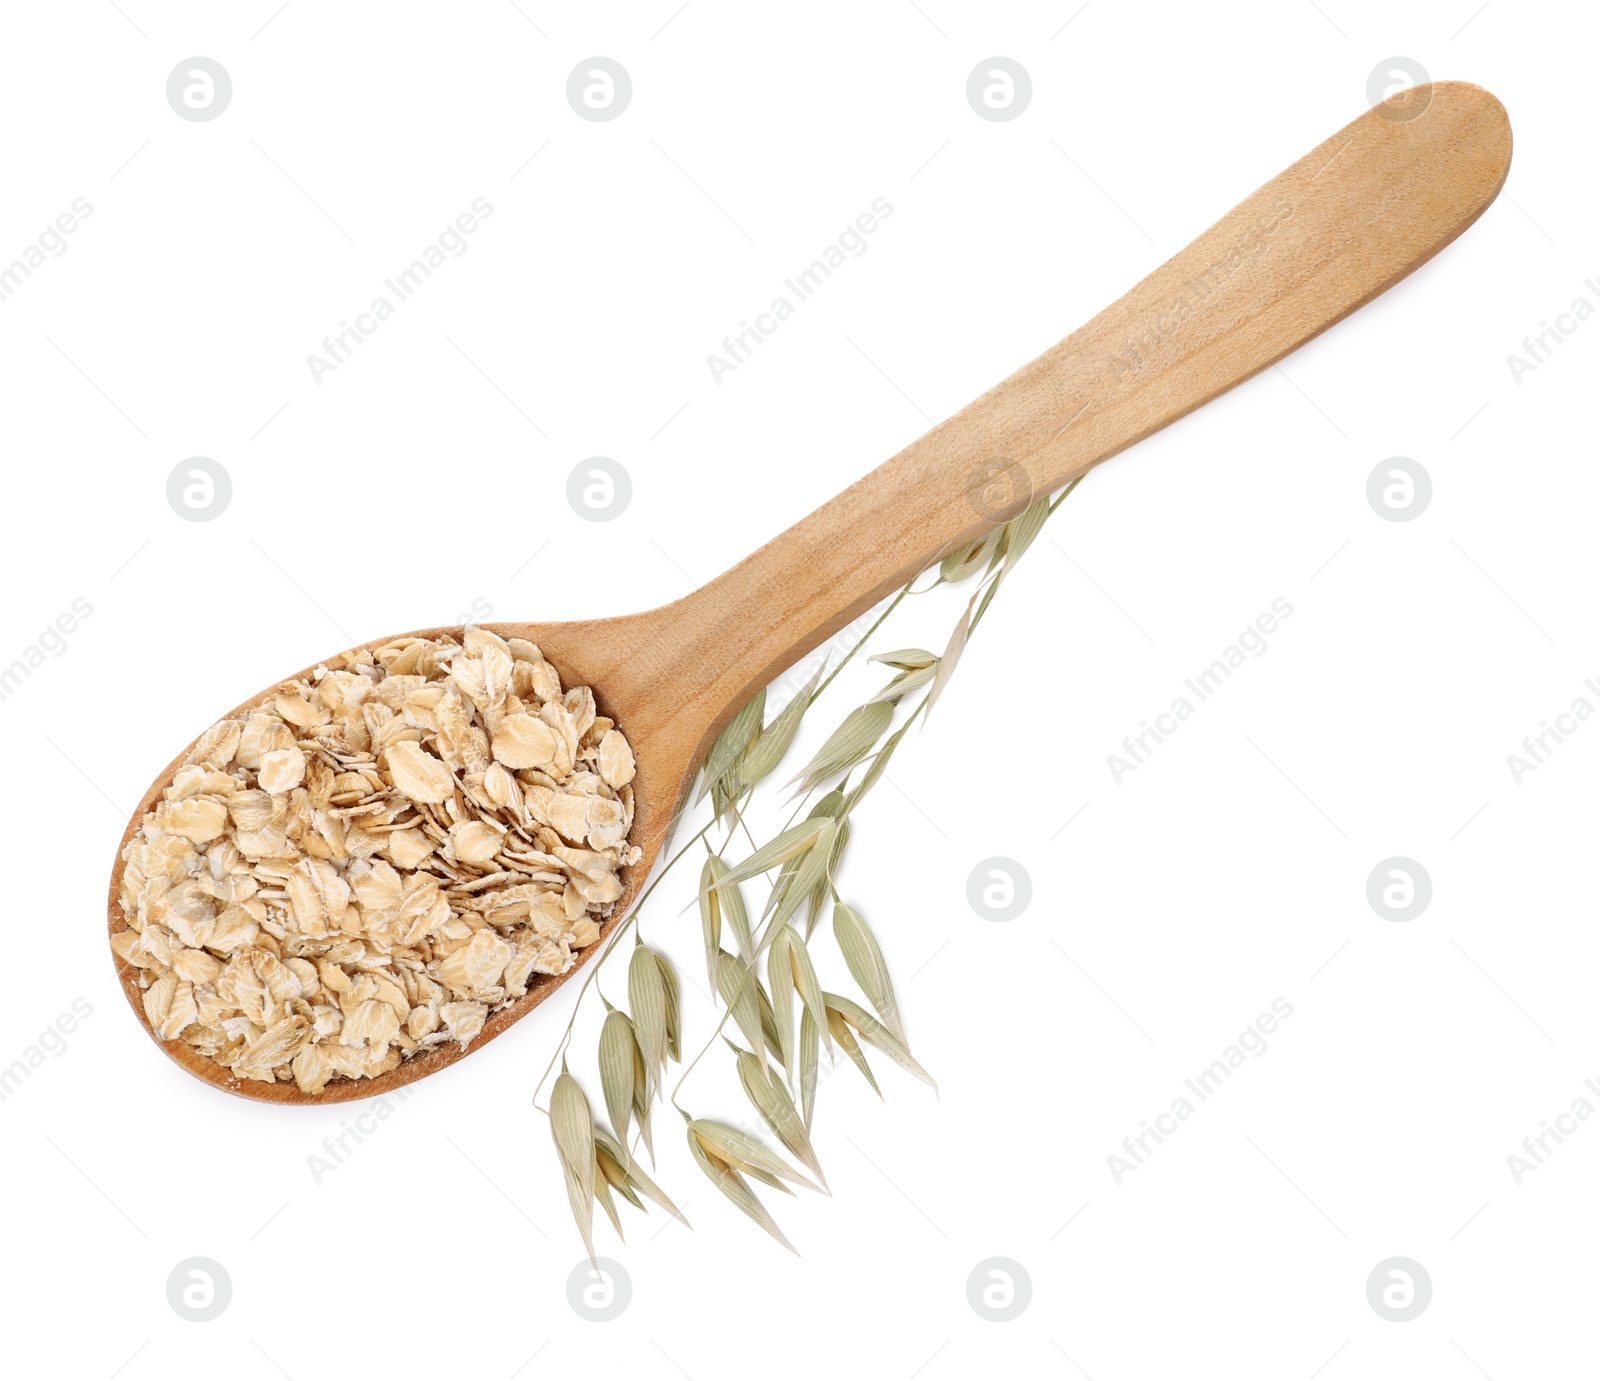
[113,627,638,1095]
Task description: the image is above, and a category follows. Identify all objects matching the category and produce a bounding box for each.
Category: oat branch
[541,479,1084,1249]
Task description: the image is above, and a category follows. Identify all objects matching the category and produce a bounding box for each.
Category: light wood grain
[109,82,1511,1102]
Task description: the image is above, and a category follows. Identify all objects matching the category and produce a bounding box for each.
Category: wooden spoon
[110,81,1511,1102]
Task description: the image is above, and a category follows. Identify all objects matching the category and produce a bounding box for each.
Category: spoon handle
[621,82,1509,744]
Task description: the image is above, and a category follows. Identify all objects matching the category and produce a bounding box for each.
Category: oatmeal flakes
[115,628,638,1093]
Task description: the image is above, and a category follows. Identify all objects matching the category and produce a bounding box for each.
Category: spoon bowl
[110,81,1512,1101]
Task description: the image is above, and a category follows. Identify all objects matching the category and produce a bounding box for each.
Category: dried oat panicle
[594,1126,688,1228]
[686,1117,816,1254]
[555,1067,691,1251]
[597,1009,639,1152]
[731,1043,828,1192]
[832,902,903,1041]
[539,479,1078,1256]
[697,818,830,897]
[592,944,679,1170]
[627,943,670,1096]
[737,662,823,791]
[766,924,829,1073]
[696,688,764,809]
[825,993,935,1092]
[716,952,768,1074]
[785,701,893,795]
[552,1066,598,1260]
[868,648,938,671]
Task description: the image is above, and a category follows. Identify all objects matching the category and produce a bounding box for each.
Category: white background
[0,1,1594,1377]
